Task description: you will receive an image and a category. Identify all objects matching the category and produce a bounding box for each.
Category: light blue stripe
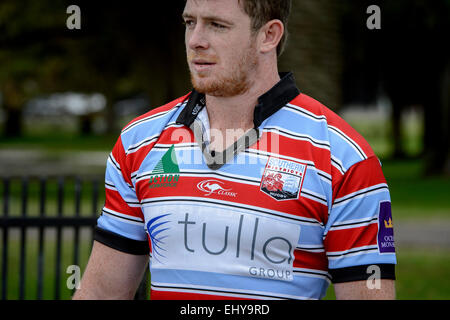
[97,214,147,241]
[301,168,332,207]
[261,108,330,144]
[298,224,325,245]
[121,105,183,151]
[328,251,397,270]
[326,191,391,233]
[105,160,138,201]
[150,268,329,299]
[328,129,365,171]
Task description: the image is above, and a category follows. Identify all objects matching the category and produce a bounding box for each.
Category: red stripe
[110,136,133,186]
[151,289,251,300]
[251,131,331,175]
[333,156,387,201]
[136,176,327,223]
[126,143,155,175]
[324,223,378,253]
[104,188,143,220]
[293,250,328,271]
[290,94,375,158]
[122,94,190,132]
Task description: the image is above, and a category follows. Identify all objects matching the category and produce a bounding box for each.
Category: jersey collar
[176,71,300,128]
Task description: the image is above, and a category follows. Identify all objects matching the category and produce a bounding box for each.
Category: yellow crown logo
[384,218,393,229]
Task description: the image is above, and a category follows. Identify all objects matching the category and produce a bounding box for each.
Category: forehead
[183,0,247,20]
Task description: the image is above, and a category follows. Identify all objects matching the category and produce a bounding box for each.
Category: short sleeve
[95,136,149,255]
[324,156,396,283]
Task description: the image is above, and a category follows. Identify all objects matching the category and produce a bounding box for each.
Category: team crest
[260,156,307,201]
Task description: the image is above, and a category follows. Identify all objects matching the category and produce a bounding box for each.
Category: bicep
[334,279,396,300]
[73,241,149,300]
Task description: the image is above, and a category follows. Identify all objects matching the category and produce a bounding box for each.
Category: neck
[205,64,280,132]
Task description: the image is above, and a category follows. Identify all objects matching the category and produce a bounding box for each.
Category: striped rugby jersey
[94,72,396,300]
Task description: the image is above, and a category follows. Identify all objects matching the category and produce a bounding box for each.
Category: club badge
[260,156,307,201]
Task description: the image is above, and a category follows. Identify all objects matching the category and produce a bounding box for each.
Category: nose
[187,22,209,51]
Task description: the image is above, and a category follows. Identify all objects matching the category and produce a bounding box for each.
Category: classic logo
[149,145,180,189]
[197,179,237,197]
[260,157,307,201]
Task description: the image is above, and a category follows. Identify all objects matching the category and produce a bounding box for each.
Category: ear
[258,19,284,54]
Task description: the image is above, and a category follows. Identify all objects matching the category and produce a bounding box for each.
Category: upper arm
[334,279,396,300]
[325,157,397,294]
[73,241,149,300]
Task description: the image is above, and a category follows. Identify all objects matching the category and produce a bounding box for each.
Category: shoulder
[121,93,191,135]
[290,93,376,165]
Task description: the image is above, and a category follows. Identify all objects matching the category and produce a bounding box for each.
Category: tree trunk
[3,106,23,138]
[423,61,450,176]
[279,0,344,111]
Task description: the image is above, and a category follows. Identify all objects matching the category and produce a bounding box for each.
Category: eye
[211,22,227,30]
[183,19,195,29]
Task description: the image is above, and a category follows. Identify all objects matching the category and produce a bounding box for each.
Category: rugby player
[74,0,396,300]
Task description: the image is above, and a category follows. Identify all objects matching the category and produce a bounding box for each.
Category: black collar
[176,72,300,128]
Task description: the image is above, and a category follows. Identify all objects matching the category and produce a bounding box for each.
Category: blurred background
[0,0,449,300]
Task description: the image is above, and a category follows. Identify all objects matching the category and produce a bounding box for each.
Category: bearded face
[184,0,259,97]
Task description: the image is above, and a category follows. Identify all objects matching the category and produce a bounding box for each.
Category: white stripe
[326,245,379,260]
[301,188,328,206]
[141,196,323,226]
[108,153,121,170]
[285,104,328,123]
[328,215,378,232]
[124,201,141,208]
[182,170,261,185]
[332,183,389,208]
[328,125,367,160]
[245,149,332,181]
[102,207,144,224]
[293,268,331,283]
[121,103,182,134]
[152,142,198,150]
[125,135,159,155]
[135,169,261,186]
[105,183,117,192]
[295,247,325,253]
[262,126,331,150]
[151,282,313,300]
[330,155,346,175]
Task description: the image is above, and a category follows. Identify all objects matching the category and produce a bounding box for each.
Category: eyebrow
[182,13,234,26]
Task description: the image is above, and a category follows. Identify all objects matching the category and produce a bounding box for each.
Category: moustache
[187,52,219,63]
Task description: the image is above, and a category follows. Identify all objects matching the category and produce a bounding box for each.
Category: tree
[0,0,190,137]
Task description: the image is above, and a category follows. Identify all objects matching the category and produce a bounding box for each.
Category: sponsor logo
[260,157,307,201]
[377,201,395,253]
[197,179,237,197]
[149,145,180,189]
[144,206,300,281]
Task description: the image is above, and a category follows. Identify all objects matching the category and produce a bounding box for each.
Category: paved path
[394,219,450,249]
[0,149,108,176]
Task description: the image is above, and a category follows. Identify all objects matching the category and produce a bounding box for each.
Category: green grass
[0,132,117,152]
[0,177,105,218]
[1,229,93,300]
[382,159,450,220]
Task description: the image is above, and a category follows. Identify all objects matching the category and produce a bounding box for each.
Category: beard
[188,40,258,97]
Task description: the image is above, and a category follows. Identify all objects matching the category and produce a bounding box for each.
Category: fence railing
[0,176,148,300]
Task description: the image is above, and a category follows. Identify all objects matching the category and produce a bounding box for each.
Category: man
[74,0,396,300]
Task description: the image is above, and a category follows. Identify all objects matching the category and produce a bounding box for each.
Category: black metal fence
[0,176,148,300]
